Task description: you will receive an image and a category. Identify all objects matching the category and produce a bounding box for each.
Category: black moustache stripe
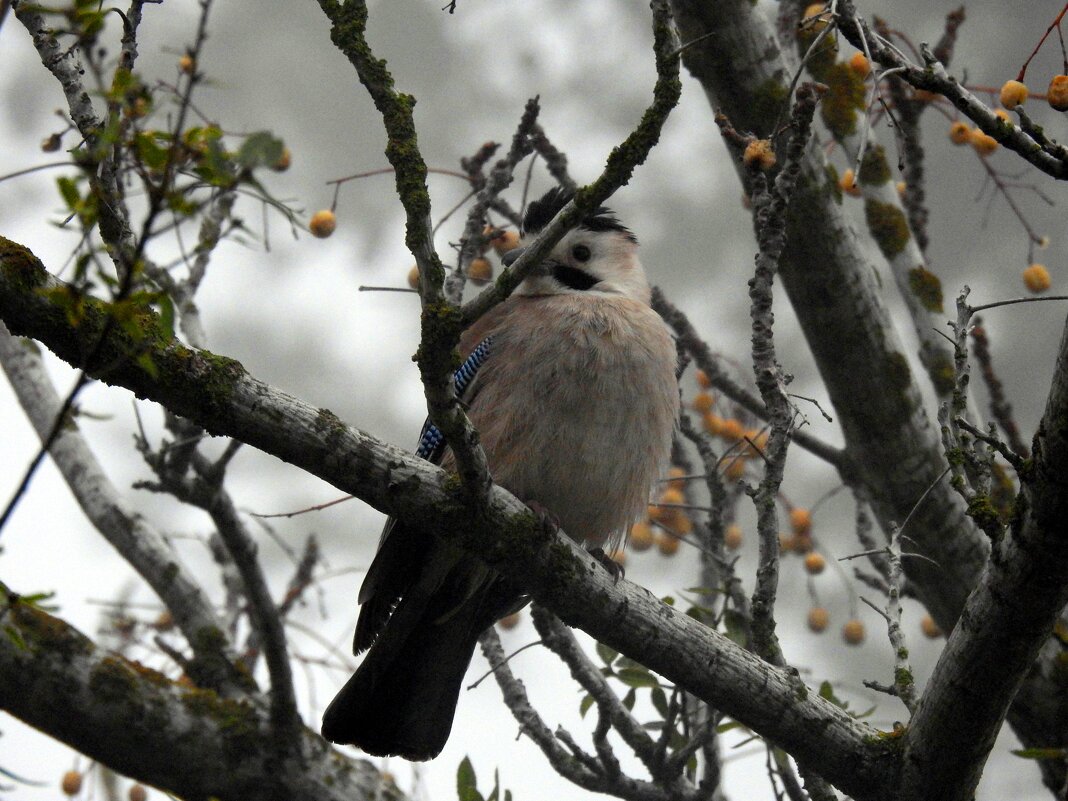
[553,265,600,291]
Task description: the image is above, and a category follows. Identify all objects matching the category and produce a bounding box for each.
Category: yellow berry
[1023,263,1052,293]
[804,551,827,575]
[969,129,999,156]
[629,520,655,552]
[692,391,715,414]
[807,607,830,633]
[948,121,971,145]
[62,771,83,796]
[802,3,828,32]
[789,507,812,536]
[657,532,681,556]
[999,79,1028,109]
[179,54,196,74]
[309,209,337,238]
[848,52,870,77]
[695,368,712,389]
[407,265,420,289]
[467,256,493,284]
[272,147,292,172]
[743,139,777,171]
[724,523,743,550]
[128,785,148,801]
[498,611,521,630]
[1049,75,1068,111]
[839,168,861,197]
[920,614,943,639]
[993,108,1012,123]
[842,618,866,645]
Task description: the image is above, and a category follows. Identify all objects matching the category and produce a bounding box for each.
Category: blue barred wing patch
[415,336,493,461]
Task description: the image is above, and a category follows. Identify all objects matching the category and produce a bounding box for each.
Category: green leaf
[155,293,175,340]
[456,756,482,801]
[4,625,27,651]
[722,609,748,646]
[579,693,594,719]
[622,687,636,710]
[595,641,617,667]
[650,686,669,717]
[617,667,658,688]
[57,176,81,210]
[136,353,159,380]
[716,719,743,734]
[1012,748,1068,761]
[236,131,285,170]
[134,131,170,170]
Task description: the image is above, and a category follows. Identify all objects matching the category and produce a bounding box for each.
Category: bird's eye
[571,244,591,262]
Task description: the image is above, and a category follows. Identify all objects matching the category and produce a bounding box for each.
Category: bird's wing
[352,323,500,654]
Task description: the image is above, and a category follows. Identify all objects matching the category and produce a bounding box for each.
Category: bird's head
[506,187,650,303]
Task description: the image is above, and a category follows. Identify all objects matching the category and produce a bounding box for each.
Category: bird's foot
[587,547,625,582]
[526,500,561,537]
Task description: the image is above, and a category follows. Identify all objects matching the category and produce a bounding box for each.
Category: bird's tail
[322,579,523,760]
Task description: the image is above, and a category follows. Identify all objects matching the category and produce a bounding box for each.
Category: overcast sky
[2,1,1066,799]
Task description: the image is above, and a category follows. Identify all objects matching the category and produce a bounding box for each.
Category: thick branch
[899,315,1068,801]
[0,589,395,801]
[0,238,897,800]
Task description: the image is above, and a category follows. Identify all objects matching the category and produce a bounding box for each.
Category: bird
[321,186,680,760]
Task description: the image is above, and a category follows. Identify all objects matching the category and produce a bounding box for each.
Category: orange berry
[407,265,420,289]
[969,129,998,156]
[128,785,148,801]
[178,54,195,74]
[920,614,943,639]
[629,520,655,552]
[743,139,777,171]
[62,770,83,796]
[839,167,861,197]
[309,209,337,238]
[498,611,521,630]
[842,618,866,645]
[1049,75,1068,111]
[493,228,520,255]
[666,466,688,491]
[789,507,812,536]
[993,108,1012,123]
[658,487,685,506]
[848,52,870,77]
[657,532,681,556]
[724,523,743,550]
[272,147,292,172]
[1023,263,1051,293]
[695,368,713,389]
[804,551,827,575]
[743,429,769,456]
[999,79,1028,109]
[896,180,906,197]
[669,513,694,536]
[692,391,715,414]
[702,413,725,436]
[794,534,815,553]
[724,457,747,480]
[913,88,938,102]
[807,607,830,633]
[466,256,493,284]
[649,503,678,525]
[779,533,796,552]
[719,417,745,441]
[948,121,971,145]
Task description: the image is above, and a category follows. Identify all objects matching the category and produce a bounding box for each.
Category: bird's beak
[501,247,525,268]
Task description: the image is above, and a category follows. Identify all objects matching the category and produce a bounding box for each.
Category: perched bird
[321,187,679,760]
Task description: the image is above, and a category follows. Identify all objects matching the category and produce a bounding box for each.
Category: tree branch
[0,237,897,800]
